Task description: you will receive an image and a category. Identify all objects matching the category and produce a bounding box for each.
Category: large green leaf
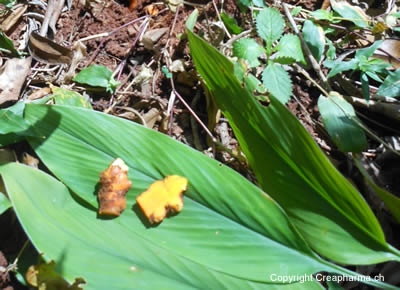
[21,104,332,287]
[187,26,400,265]
[0,192,11,215]
[2,163,325,289]
[19,104,394,288]
[354,158,400,224]
[0,101,32,146]
[318,92,367,152]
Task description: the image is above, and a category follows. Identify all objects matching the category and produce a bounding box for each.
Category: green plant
[0,7,399,290]
[0,0,16,9]
[73,65,120,93]
[232,7,305,103]
[325,40,391,101]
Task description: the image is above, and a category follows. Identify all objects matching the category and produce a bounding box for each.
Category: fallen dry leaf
[0,57,32,106]
[0,5,27,33]
[136,175,188,224]
[373,39,400,70]
[26,260,85,290]
[98,158,132,216]
[28,32,73,65]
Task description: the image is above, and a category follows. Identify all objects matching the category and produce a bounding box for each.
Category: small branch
[212,0,231,39]
[283,3,332,92]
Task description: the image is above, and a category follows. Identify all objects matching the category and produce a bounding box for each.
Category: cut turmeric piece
[98,158,132,216]
[136,175,188,224]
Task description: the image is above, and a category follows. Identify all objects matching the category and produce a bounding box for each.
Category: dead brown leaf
[28,32,73,65]
[0,57,31,106]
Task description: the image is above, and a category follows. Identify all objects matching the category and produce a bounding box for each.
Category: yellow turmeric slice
[98,158,132,216]
[136,175,188,224]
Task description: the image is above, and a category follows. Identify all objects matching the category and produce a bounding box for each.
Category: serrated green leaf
[326,59,359,78]
[331,0,370,28]
[262,63,292,103]
[220,12,243,35]
[51,86,92,109]
[73,65,120,93]
[302,20,325,62]
[233,38,264,67]
[310,9,333,21]
[256,8,285,51]
[318,92,367,152]
[275,34,306,64]
[377,68,400,97]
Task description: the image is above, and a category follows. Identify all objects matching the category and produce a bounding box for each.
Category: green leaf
[0,31,19,56]
[0,192,11,215]
[245,74,266,94]
[0,0,15,8]
[326,59,359,78]
[233,60,246,82]
[233,38,264,68]
[51,86,92,109]
[21,106,333,288]
[256,8,285,52]
[318,92,367,152]
[236,0,250,12]
[262,63,292,103]
[326,39,336,60]
[310,9,333,21]
[355,40,383,59]
[302,20,325,62]
[361,72,370,102]
[220,12,243,35]
[73,65,120,93]
[291,7,302,16]
[354,158,400,224]
[275,34,306,64]
[187,27,400,266]
[331,0,370,28]
[251,0,266,8]
[0,102,33,146]
[161,65,172,78]
[18,102,397,288]
[377,68,400,97]
[185,8,198,31]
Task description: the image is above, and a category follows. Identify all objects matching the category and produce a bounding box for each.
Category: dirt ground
[1,0,400,288]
